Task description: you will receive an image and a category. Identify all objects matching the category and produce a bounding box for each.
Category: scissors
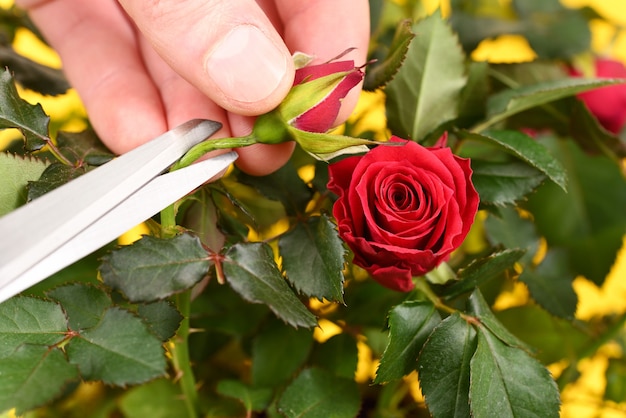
[0,119,237,304]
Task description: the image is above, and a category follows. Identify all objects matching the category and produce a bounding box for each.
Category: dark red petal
[328,154,361,193]
[294,60,356,84]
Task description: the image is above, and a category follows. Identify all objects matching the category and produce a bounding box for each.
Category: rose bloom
[328,137,479,292]
[571,58,626,134]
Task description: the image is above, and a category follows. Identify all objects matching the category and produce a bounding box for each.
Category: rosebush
[0,1,626,418]
[328,136,479,292]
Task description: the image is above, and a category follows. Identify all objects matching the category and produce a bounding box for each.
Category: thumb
[118,0,295,116]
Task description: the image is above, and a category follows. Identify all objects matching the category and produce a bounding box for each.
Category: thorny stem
[413,276,457,315]
[158,135,261,418]
[160,199,198,418]
[171,290,199,418]
[172,134,257,171]
[42,137,73,166]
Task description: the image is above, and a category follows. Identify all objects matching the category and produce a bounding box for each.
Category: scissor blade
[0,119,221,285]
[0,151,237,304]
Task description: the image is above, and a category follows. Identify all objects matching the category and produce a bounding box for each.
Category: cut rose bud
[252,60,370,157]
[286,61,364,132]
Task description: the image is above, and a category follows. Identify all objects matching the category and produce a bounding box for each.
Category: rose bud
[253,60,378,159]
[328,136,480,292]
[570,58,626,134]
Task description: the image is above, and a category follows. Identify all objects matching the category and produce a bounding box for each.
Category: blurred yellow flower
[472,34,538,63]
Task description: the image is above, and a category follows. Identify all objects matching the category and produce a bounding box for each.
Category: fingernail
[205,25,288,103]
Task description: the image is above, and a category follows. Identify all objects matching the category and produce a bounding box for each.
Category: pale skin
[15,0,370,175]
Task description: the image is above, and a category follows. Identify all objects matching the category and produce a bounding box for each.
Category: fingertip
[204,24,295,116]
[234,142,295,176]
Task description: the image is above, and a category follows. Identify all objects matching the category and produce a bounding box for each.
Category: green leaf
[0,44,69,96]
[605,358,626,403]
[469,327,560,418]
[386,11,467,141]
[496,305,587,365]
[251,318,313,387]
[223,242,318,328]
[237,160,312,216]
[0,69,50,150]
[0,152,49,216]
[460,130,567,191]
[519,249,577,320]
[342,280,406,328]
[119,378,187,418]
[417,313,476,418]
[481,77,625,130]
[56,129,114,166]
[466,290,531,351]
[209,185,253,241]
[512,0,564,15]
[190,278,269,338]
[280,215,345,303]
[217,380,273,413]
[520,6,590,59]
[442,248,526,299]
[46,283,111,330]
[568,99,626,159]
[310,333,358,379]
[27,162,86,201]
[184,188,226,251]
[278,368,361,418]
[457,60,489,127]
[364,19,414,90]
[66,307,166,385]
[484,206,541,266]
[0,297,67,357]
[449,0,523,52]
[524,137,626,284]
[100,234,211,302]
[375,301,441,384]
[137,301,183,342]
[471,160,546,206]
[0,345,78,415]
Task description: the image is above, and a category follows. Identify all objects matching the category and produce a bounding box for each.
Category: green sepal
[287,126,384,160]
[279,70,355,123]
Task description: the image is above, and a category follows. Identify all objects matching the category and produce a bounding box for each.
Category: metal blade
[0,151,237,304]
[0,119,222,285]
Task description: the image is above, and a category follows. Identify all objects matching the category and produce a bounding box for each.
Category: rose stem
[160,134,258,418]
[413,276,457,315]
[160,207,199,418]
[171,290,199,418]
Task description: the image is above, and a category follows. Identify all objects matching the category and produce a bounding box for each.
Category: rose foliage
[1,1,626,418]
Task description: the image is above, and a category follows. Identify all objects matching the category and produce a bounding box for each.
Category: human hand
[16,0,370,175]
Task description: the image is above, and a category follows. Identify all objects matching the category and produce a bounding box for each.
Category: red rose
[571,58,626,134]
[328,137,479,292]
